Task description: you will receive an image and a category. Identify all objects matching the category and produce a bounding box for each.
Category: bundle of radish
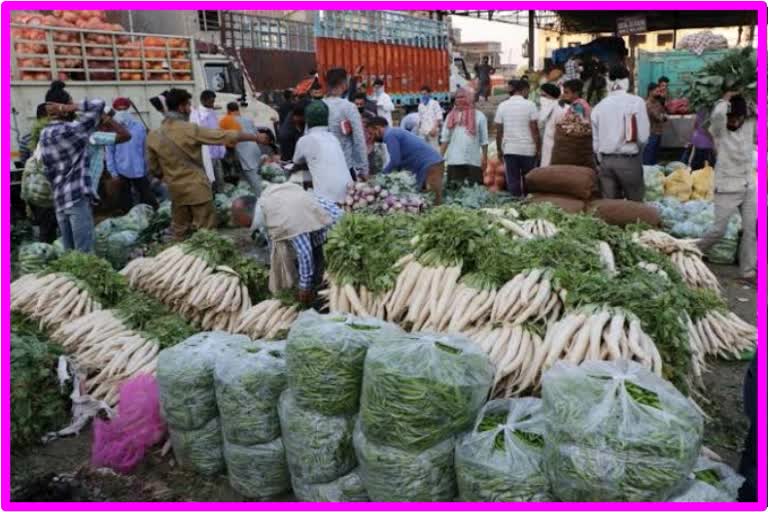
[520,218,559,238]
[689,311,756,361]
[490,268,563,325]
[669,251,721,294]
[10,252,127,328]
[234,299,299,340]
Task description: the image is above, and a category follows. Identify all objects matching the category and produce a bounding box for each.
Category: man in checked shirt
[250,182,343,305]
[39,80,106,253]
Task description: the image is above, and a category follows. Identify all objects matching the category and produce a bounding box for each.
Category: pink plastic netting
[91,374,167,473]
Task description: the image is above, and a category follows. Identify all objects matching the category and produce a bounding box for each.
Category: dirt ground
[10,263,756,502]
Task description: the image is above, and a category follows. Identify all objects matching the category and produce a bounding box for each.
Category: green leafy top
[114,292,195,349]
[44,252,128,307]
[684,47,757,113]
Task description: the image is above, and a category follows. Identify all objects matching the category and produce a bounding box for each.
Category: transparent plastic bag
[541,360,703,502]
[214,344,287,445]
[278,389,357,484]
[292,468,369,502]
[157,332,251,430]
[671,456,744,502]
[223,438,291,499]
[91,375,167,474]
[360,332,493,451]
[169,416,224,475]
[455,398,552,502]
[353,420,457,502]
[643,166,665,202]
[286,310,403,415]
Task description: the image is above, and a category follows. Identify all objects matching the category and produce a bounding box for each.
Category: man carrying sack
[251,183,344,305]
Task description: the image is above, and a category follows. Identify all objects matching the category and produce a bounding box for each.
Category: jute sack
[588,199,661,227]
[525,165,597,201]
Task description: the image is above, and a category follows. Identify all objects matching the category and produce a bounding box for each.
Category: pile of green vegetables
[455,398,552,502]
[222,438,291,499]
[541,359,703,502]
[114,292,196,350]
[444,183,516,210]
[683,47,757,113]
[291,469,369,502]
[286,311,402,416]
[359,333,493,451]
[10,313,68,451]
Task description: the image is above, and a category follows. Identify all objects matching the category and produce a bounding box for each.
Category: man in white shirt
[696,93,756,282]
[494,79,540,197]
[399,106,420,132]
[417,85,444,149]
[373,78,395,127]
[293,100,352,204]
[590,65,650,201]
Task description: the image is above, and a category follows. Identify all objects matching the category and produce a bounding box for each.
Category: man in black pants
[738,356,757,501]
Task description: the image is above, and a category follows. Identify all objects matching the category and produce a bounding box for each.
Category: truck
[636,48,731,99]
[217,10,470,106]
[9,11,279,166]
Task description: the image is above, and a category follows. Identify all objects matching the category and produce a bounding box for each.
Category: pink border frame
[1,2,765,510]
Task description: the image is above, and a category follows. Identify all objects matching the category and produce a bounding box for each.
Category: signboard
[617,15,647,35]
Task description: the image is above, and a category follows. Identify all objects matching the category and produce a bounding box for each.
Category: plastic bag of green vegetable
[541,360,703,502]
[127,204,155,232]
[671,456,744,502]
[286,310,402,415]
[360,333,493,451]
[455,398,552,502]
[157,332,251,430]
[278,389,357,484]
[292,468,369,502]
[18,243,61,274]
[223,438,291,499]
[353,420,457,502]
[97,230,139,269]
[168,416,224,475]
[214,344,287,445]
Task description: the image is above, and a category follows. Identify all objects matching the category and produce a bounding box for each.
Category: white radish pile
[520,218,559,238]
[633,230,720,294]
[234,299,299,340]
[121,246,252,331]
[539,307,663,377]
[689,310,757,361]
[50,309,158,406]
[490,269,563,325]
[11,272,101,328]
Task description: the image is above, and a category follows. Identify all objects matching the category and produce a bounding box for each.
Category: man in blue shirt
[366,116,445,204]
[107,97,159,211]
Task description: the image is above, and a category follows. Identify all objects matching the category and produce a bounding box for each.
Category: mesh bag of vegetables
[286,310,402,416]
[157,332,252,430]
[223,438,291,499]
[541,360,703,502]
[277,389,357,484]
[18,242,61,275]
[169,416,225,475]
[455,398,552,502]
[360,333,493,451]
[353,420,457,502]
[292,468,369,502]
[671,456,744,502]
[97,230,139,269]
[214,344,287,445]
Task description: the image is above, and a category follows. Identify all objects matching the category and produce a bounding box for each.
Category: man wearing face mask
[373,78,395,127]
[590,65,650,201]
[417,85,444,149]
[696,93,756,283]
[642,83,668,165]
[107,97,158,211]
[146,89,268,240]
[352,92,377,120]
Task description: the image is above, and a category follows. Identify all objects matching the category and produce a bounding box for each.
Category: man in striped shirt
[252,183,343,305]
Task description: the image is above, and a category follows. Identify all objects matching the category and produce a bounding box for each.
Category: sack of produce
[360,333,493,451]
[706,210,742,265]
[126,203,156,232]
[525,165,597,201]
[214,344,287,446]
[527,193,586,214]
[691,163,715,201]
[223,438,291,499]
[20,156,53,208]
[643,166,666,202]
[671,456,744,502]
[354,420,457,502]
[157,332,251,430]
[664,167,694,202]
[278,389,357,485]
[588,199,662,227]
[541,360,703,502]
[286,310,402,415]
[455,398,551,502]
[18,242,60,274]
[550,130,595,170]
[292,468,369,502]
[169,416,225,475]
[97,230,139,269]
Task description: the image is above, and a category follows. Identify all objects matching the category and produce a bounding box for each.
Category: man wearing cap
[293,101,352,204]
[107,97,158,211]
